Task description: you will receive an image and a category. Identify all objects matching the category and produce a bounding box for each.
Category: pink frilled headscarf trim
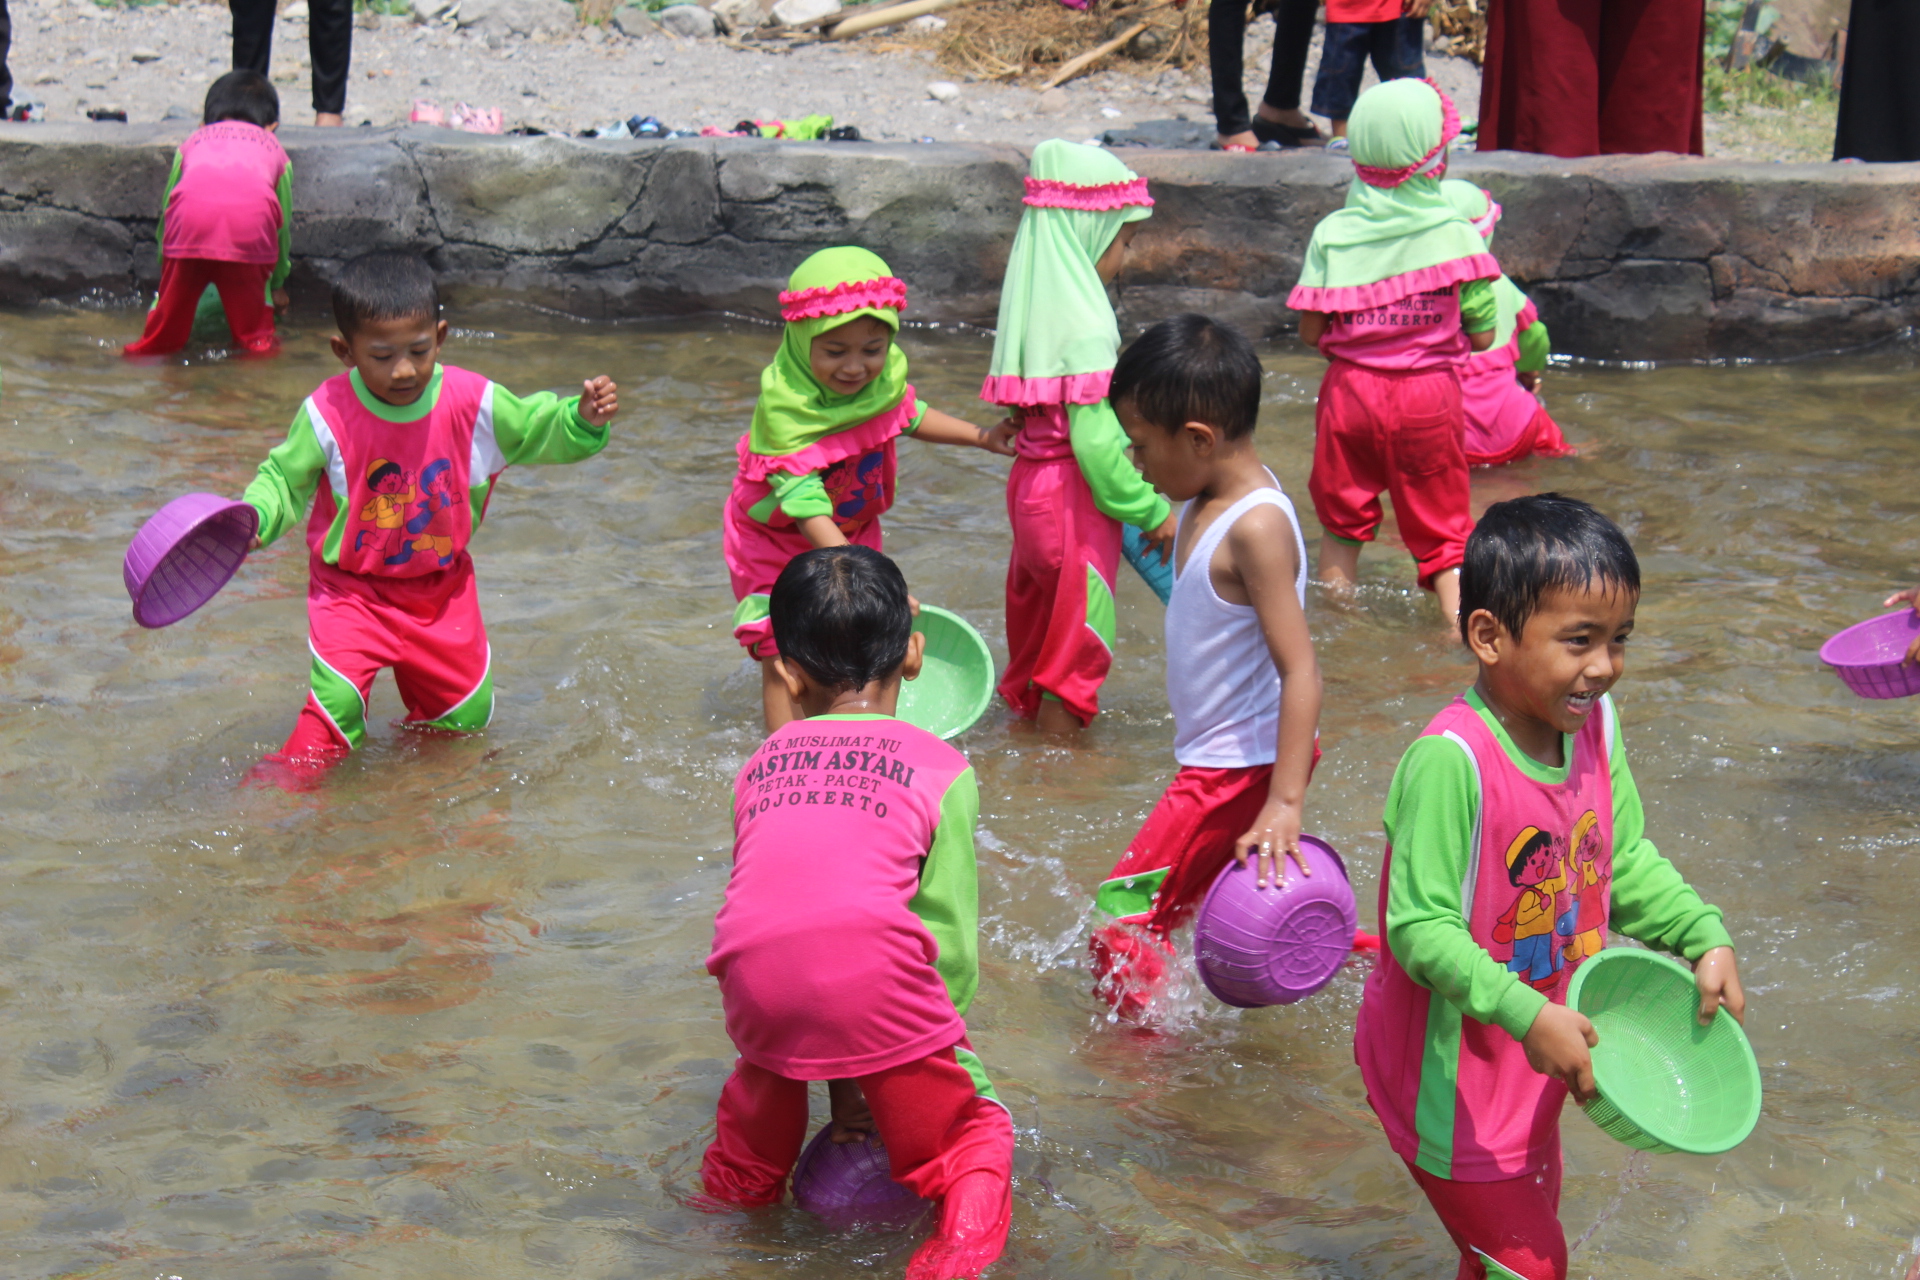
[1286,252,1502,314]
[979,369,1113,408]
[1515,297,1539,332]
[778,276,909,323]
[1352,79,1462,189]
[1470,192,1502,239]
[735,385,916,481]
[1022,176,1154,212]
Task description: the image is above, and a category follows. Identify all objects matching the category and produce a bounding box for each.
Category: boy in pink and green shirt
[1356,494,1746,1280]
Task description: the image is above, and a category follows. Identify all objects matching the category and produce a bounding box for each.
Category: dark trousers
[229,0,352,116]
[1208,0,1317,136]
[1310,18,1427,121]
[1,0,13,115]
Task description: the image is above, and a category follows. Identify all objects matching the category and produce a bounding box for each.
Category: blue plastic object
[1122,523,1173,604]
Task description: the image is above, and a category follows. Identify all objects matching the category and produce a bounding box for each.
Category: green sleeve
[242,404,326,548]
[1516,320,1550,373]
[1459,278,1498,334]
[1382,735,1550,1041]
[1604,699,1735,960]
[488,385,610,466]
[1067,400,1171,529]
[902,398,929,434]
[155,150,184,264]
[768,469,832,520]
[269,161,294,293]
[908,767,981,1017]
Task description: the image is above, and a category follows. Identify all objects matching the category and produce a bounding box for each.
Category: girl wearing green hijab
[1437,179,1573,467]
[725,246,1013,730]
[1287,78,1500,623]
[984,140,1167,735]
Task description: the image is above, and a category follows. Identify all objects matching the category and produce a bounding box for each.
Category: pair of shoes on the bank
[410,100,503,133]
[1251,115,1325,146]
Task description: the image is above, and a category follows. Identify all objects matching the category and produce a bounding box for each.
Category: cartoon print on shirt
[1490,825,1569,992]
[388,457,458,568]
[827,450,889,532]
[1562,809,1610,962]
[353,459,416,558]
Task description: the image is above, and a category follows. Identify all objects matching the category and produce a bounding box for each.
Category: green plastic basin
[1565,948,1762,1155]
[896,605,995,741]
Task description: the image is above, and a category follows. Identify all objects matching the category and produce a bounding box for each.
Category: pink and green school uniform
[1356,690,1731,1278]
[984,140,1165,727]
[1438,180,1573,469]
[243,363,608,760]
[703,714,1014,1279]
[724,248,930,659]
[124,120,292,357]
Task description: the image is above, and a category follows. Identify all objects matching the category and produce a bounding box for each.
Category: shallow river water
[1,306,1917,1280]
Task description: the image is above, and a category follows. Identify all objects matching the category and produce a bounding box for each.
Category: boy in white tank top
[1087,315,1327,1019]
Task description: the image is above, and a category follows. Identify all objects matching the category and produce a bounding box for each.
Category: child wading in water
[703,546,1015,1280]
[124,70,292,357]
[1438,179,1574,468]
[1289,78,1501,622]
[241,250,618,777]
[1087,316,1324,1018]
[725,247,1011,731]
[1356,495,1745,1279]
[984,140,1173,735]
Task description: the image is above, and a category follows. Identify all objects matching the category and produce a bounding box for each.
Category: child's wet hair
[331,251,442,338]
[202,70,279,128]
[770,546,914,692]
[1460,493,1641,644]
[1110,313,1262,440]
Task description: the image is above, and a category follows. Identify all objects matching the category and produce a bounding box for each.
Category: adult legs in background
[307,0,352,124]
[229,0,275,79]
[1596,0,1702,155]
[1479,0,1600,157]
[1833,0,1920,160]
[0,0,14,116]
[1212,0,1319,146]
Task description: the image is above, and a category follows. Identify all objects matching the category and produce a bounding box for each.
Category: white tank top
[1166,477,1308,769]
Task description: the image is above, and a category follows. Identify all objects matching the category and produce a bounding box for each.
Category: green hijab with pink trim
[1288,79,1499,314]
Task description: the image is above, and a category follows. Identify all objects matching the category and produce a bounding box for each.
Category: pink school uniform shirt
[162,121,291,265]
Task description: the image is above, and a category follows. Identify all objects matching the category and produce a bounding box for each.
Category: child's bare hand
[1693,945,1745,1026]
[1521,1003,1599,1103]
[579,376,619,427]
[1232,797,1306,888]
[827,1079,874,1144]
[1518,370,1543,393]
[981,416,1020,457]
[1404,0,1433,14]
[1883,586,1920,661]
[1141,512,1178,566]
[271,288,290,313]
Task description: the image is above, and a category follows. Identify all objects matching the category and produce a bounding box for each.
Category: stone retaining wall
[4,122,1919,360]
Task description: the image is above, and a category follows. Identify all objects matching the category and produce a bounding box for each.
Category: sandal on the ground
[1212,140,1259,152]
[1325,136,1351,153]
[1251,116,1325,147]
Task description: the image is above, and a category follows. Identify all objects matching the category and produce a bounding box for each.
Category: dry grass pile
[886,0,1205,83]
[1427,0,1487,63]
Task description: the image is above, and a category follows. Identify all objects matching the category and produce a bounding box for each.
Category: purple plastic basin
[790,1126,930,1230]
[1194,834,1358,1008]
[1820,610,1920,700]
[124,493,258,628]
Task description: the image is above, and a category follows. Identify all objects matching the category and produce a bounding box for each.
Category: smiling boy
[241,250,618,776]
[1354,493,1745,1280]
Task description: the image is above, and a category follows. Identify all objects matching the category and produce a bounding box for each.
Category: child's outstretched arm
[488,376,618,467]
[242,405,330,551]
[1226,507,1321,886]
[1067,402,1175,559]
[910,407,1017,457]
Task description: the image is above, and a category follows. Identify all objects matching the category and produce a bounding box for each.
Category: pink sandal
[409,99,445,126]
[450,103,504,134]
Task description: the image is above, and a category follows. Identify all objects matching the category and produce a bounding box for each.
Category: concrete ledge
[4,122,1919,360]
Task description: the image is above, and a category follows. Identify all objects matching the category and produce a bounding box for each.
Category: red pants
[1479,0,1703,158]
[278,559,494,761]
[1309,359,1471,589]
[124,257,277,357]
[1000,455,1122,727]
[701,1051,1015,1280]
[1406,1148,1566,1280]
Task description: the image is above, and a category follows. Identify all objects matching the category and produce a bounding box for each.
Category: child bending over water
[702,546,1014,1280]
[983,140,1172,736]
[241,250,617,777]
[1356,494,1745,1279]
[725,247,1012,732]
[1087,315,1324,1019]
[1289,78,1500,622]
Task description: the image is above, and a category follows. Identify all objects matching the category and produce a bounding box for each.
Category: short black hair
[1459,494,1641,644]
[331,251,441,336]
[203,70,279,128]
[769,546,913,692]
[1110,313,1263,440]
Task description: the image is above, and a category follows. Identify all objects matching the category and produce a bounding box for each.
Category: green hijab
[1440,177,1530,349]
[1290,79,1493,307]
[749,246,910,458]
[983,140,1153,405]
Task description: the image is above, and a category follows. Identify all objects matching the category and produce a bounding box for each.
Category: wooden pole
[820,0,967,38]
[1039,20,1148,89]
